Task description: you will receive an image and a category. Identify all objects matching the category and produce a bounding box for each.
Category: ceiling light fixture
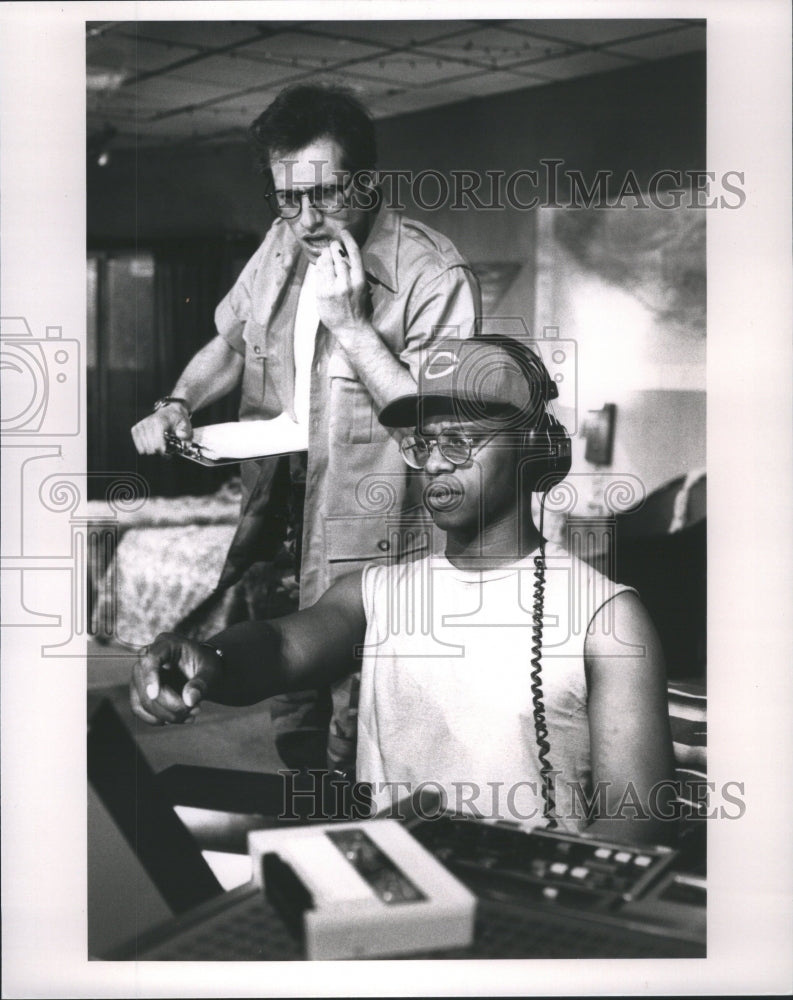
[88,123,118,167]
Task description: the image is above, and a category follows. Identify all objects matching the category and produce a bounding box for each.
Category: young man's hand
[130,632,222,726]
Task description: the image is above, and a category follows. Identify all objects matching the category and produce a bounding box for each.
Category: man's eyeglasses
[265,178,352,219]
[399,429,498,469]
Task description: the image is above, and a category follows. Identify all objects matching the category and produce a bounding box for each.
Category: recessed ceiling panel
[344,50,481,86]
[133,76,234,109]
[243,29,386,66]
[521,49,633,81]
[163,107,253,131]
[131,21,263,49]
[421,24,572,70]
[307,20,479,48]
[87,35,185,79]
[164,54,297,90]
[88,94,160,121]
[207,91,283,116]
[373,84,480,118]
[509,19,690,46]
[606,24,707,60]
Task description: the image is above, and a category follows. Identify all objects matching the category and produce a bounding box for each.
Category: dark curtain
[88,234,259,499]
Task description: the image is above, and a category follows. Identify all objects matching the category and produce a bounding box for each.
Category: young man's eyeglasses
[399,429,499,469]
[265,178,353,219]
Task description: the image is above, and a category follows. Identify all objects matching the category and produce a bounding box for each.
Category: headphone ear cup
[522,415,572,491]
[546,415,572,488]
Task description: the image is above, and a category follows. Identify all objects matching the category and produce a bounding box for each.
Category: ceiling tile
[373,86,469,118]
[130,21,263,49]
[163,108,251,132]
[340,50,480,86]
[87,95,160,123]
[133,76,233,109]
[507,19,690,46]
[242,29,386,66]
[421,24,571,70]
[521,49,633,81]
[163,53,297,90]
[205,91,284,117]
[606,24,707,60]
[87,34,186,78]
[306,20,480,48]
[441,69,548,98]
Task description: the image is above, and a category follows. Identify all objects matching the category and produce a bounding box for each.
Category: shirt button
[377,539,390,552]
[253,346,261,354]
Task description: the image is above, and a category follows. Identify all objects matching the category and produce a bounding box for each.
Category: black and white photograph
[1,2,791,997]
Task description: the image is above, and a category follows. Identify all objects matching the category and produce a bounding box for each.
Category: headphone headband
[470,335,571,492]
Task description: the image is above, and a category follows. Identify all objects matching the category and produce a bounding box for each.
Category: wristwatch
[153,395,192,417]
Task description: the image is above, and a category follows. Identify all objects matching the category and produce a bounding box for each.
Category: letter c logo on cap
[424,350,459,380]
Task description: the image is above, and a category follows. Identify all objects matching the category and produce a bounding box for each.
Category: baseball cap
[378,336,557,429]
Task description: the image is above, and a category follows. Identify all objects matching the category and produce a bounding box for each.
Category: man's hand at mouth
[311,228,418,413]
[315,230,373,347]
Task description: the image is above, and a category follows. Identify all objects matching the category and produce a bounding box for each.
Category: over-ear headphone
[473,334,572,492]
[522,412,572,492]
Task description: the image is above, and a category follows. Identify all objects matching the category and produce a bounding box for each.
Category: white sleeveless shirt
[357,544,637,831]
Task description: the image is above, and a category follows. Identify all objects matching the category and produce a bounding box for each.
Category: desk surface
[116,879,705,962]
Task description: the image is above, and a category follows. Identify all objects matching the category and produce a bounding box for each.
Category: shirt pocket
[327,352,390,445]
[240,321,269,414]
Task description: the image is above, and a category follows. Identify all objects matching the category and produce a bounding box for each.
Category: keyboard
[410,816,674,907]
[408,815,706,952]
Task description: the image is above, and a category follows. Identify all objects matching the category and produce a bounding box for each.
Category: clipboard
[164,433,245,467]
[164,420,309,466]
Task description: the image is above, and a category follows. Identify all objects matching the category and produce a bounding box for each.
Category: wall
[528,198,706,513]
[375,52,704,266]
[555,391,706,515]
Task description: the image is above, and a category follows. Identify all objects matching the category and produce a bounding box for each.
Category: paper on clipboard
[166,418,308,466]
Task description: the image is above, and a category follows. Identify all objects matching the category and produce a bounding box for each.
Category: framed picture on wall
[584,403,616,466]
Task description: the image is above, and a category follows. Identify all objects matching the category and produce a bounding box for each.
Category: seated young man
[130,336,676,845]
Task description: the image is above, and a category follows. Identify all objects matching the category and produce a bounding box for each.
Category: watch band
[153,396,192,417]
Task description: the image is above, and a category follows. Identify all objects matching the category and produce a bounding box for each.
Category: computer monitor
[87,696,223,958]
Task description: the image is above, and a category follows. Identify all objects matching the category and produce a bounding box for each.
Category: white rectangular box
[248,819,476,960]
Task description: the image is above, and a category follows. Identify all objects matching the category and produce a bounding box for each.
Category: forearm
[317,237,477,413]
[332,267,480,411]
[336,321,416,412]
[203,619,290,706]
[171,335,244,413]
[203,572,366,706]
[586,797,678,847]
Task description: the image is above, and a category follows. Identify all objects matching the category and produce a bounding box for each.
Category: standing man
[131,84,480,775]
